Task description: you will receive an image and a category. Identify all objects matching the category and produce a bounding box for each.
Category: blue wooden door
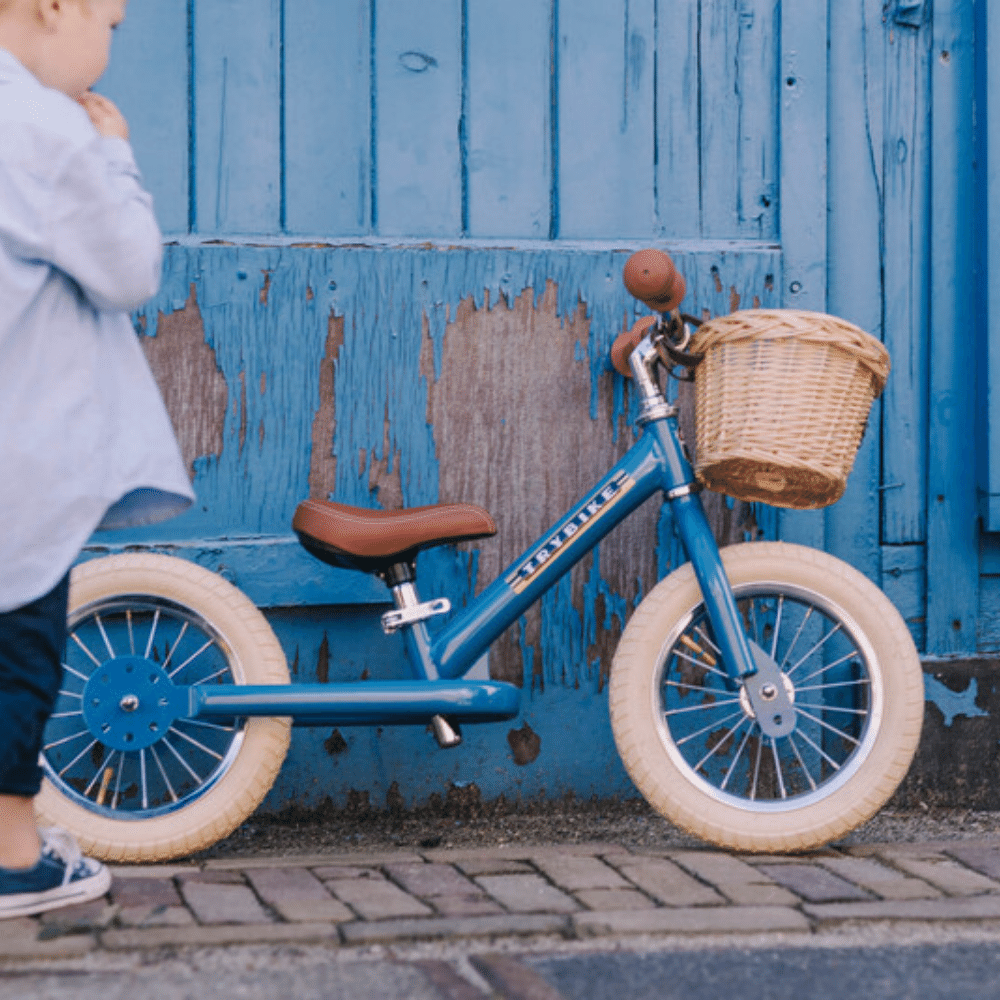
[92,1,978,811]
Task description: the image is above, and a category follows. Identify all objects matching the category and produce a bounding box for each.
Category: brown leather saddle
[293,498,497,576]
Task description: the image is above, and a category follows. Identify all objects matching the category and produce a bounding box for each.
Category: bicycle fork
[630,339,797,740]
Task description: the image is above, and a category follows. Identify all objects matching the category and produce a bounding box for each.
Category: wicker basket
[689,310,890,509]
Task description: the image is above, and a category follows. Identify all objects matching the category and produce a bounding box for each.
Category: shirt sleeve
[45,135,164,313]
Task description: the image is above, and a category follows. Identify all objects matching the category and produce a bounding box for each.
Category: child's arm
[45,96,163,314]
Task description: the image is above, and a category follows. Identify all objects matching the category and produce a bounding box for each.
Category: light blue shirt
[0,49,194,612]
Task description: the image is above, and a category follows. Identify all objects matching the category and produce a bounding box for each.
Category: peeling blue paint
[924,675,988,726]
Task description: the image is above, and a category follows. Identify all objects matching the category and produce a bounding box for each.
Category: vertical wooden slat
[193,0,282,234]
[465,0,550,238]
[284,0,371,235]
[655,0,700,237]
[926,0,979,654]
[985,0,1000,529]
[700,0,779,240]
[777,0,827,549]
[96,0,189,234]
[557,0,655,238]
[825,0,886,583]
[881,17,931,545]
[374,0,463,237]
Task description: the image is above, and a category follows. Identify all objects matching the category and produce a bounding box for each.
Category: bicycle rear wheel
[35,553,291,862]
[609,542,924,852]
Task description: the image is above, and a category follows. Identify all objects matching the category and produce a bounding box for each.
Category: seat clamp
[381,598,452,634]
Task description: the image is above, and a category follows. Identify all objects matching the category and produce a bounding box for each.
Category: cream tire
[609,542,924,852]
[36,553,291,862]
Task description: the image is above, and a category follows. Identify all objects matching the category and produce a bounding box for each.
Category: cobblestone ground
[9,833,1000,965]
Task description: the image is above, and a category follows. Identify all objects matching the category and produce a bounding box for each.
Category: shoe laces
[37,828,85,886]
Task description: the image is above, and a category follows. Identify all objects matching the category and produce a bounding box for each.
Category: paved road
[5,835,1000,997]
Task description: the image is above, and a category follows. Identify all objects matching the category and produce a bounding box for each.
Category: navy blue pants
[0,576,69,796]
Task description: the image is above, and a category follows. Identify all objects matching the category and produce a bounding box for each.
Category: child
[0,0,194,917]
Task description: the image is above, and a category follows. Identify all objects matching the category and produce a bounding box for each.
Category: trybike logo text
[506,471,636,594]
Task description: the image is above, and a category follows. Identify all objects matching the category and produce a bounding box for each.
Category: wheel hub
[82,656,184,751]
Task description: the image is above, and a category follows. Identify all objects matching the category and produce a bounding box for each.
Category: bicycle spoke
[787,732,817,791]
[149,745,178,803]
[168,726,224,761]
[49,710,83,720]
[693,625,722,656]
[144,609,161,659]
[795,705,862,746]
[693,715,750,774]
[84,748,116,797]
[126,609,135,655]
[770,595,784,660]
[140,749,148,810]
[169,638,216,680]
[786,623,844,678]
[57,688,83,700]
[672,647,731,681]
[44,728,92,752]
[794,650,860,687]
[192,666,230,686]
[778,607,813,672]
[771,737,787,799]
[110,752,125,809]
[664,697,742,718]
[720,723,757,792]
[58,737,99,778]
[162,735,206,785]
[178,718,236,734]
[795,727,843,771]
[750,736,764,800]
[161,622,189,673]
[67,638,99,672]
[665,678,724,695]
[674,708,747,748]
[94,614,116,659]
[795,678,870,694]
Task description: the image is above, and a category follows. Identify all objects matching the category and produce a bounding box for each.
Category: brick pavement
[7,837,1000,958]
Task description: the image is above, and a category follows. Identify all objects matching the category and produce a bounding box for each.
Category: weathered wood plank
[284,0,372,235]
[824,0,887,584]
[655,0,700,237]
[926,0,979,654]
[96,0,189,233]
[193,0,282,233]
[557,0,656,238]
[80,537,389,607]
[700,0,779,240]
[374,0,463,236]
[881,16,931,545]
[465,0,550,238]
[882,544,927,650]
[777,0,827,548]
[983,0,1000,529]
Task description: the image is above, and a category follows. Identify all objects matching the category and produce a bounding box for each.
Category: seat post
[381,565,462,748]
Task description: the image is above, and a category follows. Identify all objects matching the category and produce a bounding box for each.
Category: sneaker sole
[0,865,112,920]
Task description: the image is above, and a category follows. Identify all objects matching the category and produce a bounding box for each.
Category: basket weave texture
[690,310,890,509]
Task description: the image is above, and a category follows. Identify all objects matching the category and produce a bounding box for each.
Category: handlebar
[622,248,686,313]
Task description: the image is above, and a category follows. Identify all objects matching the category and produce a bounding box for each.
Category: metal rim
[42,596,248,821]
[652,580,884,812]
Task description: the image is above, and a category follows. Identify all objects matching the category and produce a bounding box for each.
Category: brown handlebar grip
[623,249,686,312]
[610,315,657,378]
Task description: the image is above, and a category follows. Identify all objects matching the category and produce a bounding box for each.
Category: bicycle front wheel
[609,542,924,852]
[35,553,291,863]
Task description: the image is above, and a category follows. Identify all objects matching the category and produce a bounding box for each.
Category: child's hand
[77,93,130,141]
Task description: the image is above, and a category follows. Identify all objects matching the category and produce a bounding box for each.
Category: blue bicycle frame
[169,327,798,739]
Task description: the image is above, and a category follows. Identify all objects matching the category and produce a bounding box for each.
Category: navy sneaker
[0,828,111,919]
